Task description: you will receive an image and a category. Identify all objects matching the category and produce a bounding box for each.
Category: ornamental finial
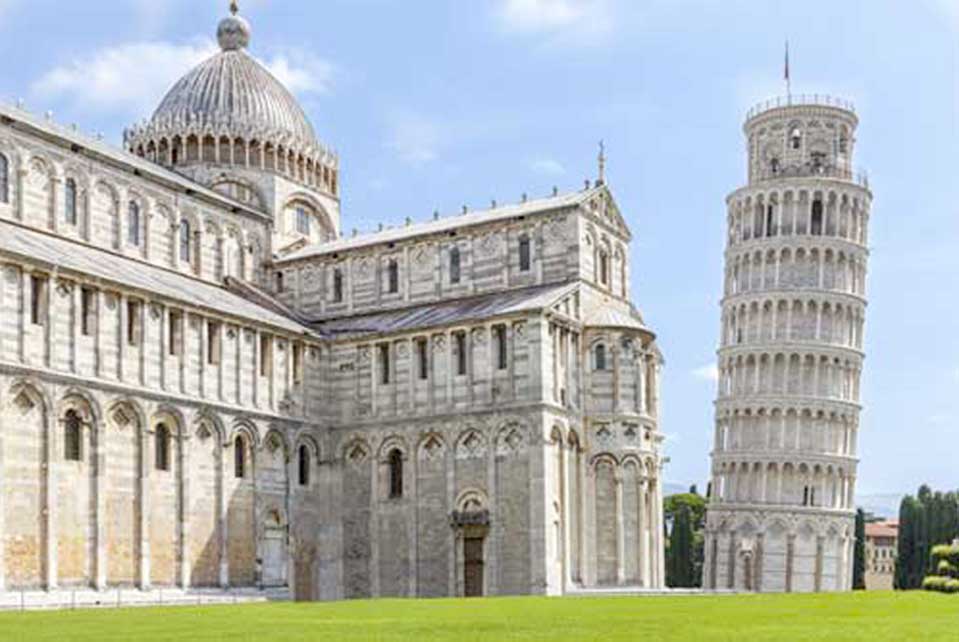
[230,0,239,15]
[597,140,607,185]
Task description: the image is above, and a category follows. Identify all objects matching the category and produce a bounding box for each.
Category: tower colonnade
[704,97,872,593]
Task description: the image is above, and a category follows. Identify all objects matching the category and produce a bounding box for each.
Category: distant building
[864,521,898,590]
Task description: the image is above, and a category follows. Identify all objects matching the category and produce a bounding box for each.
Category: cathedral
[0,4,665,602]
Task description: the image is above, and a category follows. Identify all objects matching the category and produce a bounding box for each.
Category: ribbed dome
[124,4,339,197]
[149,46,319,152]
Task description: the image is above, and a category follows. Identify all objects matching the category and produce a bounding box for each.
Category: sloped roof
[865,521,899,539]
[585,306,652,334]
[0,220,309,335]
[313,282,578,339]
[278,187,603,263]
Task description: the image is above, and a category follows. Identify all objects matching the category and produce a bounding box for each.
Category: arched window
[332,268,343,303]
[128,201,141,246]
[298,444,310,486]
[766,204,776,237]
[234,435,247,479]
[0,153,8,203]
[518,236,531,272]
[64,410,82,461]
[179,220,191,263]
[594,344,607,371]
[599,251,610,286]
[295,206,310,235]
[838,128,849,154]
[449,247,461,284]
[790,127,802,150]
[155,423,170,471]
[811,200,824,236]
[64,178,77,225]
[388,449,403,499]
[387,259,399,294]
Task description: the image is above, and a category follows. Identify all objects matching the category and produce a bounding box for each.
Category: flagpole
[785,40,792,102]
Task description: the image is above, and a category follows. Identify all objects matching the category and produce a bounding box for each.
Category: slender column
[139,423,152,590]
[219,439,229,587]
[370,449,380,598]
[785,533,795,592]
[637,478,648,587]
[654,476,665,587]
[93,414,107,591]
[180,431,191,589]
[814,535,824,592]
[15,168,26,221]
[44,412,57,590]
[727,529,736,589]
[614,471,625,585]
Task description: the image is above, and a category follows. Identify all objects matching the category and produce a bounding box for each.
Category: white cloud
[932,0,959,27]
[30,39,334,119]
[495,0,615,44]
[530,158,566,175]
[265,51,334,96]
[386,112,441,165]
[692,364,719,382]
[31,40,218,117]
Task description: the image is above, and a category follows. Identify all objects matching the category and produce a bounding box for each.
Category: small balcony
[746,94,856,121]
[752,162,869,189]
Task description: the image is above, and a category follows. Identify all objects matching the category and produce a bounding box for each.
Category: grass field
[0,591,955,641]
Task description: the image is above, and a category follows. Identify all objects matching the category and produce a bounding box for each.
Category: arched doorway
[261,508,287,587]
[452,491,490,598]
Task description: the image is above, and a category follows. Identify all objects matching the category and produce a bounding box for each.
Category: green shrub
[922,576,948,592]
[937,560,955,577]
[930,544,959,571]
[945,579,959,593]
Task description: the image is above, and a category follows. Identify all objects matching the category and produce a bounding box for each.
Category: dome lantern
[218,1,251,51]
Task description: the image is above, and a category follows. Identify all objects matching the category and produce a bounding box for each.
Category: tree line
[895,485,959,590]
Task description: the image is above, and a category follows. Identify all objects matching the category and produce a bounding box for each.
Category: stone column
[786,533,795,592]
[44,411,57,590]
[727,529,736,589]
[815,535,824,592]
[49,177,61,233]
[219,438,229,588]
[94,414,107,591]
[614,470,625,585]
[755,533,764,593]
[139,422,152,590]
[654,475,666,588]
[180,431,191,589]
[637,478,648,587]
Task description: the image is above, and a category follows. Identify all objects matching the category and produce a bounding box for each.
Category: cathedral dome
[148,28,318,153]
[125,2,339,197]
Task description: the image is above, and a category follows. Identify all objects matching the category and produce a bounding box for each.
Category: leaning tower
[703,95,871,593]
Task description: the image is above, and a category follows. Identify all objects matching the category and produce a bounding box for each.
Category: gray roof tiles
[0,220,309,335]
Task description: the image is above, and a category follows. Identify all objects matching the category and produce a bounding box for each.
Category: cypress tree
[895,495,915,590]
[667,504,694,587]
[853,508,866,590]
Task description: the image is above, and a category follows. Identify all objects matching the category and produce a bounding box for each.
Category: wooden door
[464,537,484,598]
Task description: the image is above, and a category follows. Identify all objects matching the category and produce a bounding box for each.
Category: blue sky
[0,0,956,499]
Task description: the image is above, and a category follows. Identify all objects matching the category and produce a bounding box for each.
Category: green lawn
[0,592,954,641]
